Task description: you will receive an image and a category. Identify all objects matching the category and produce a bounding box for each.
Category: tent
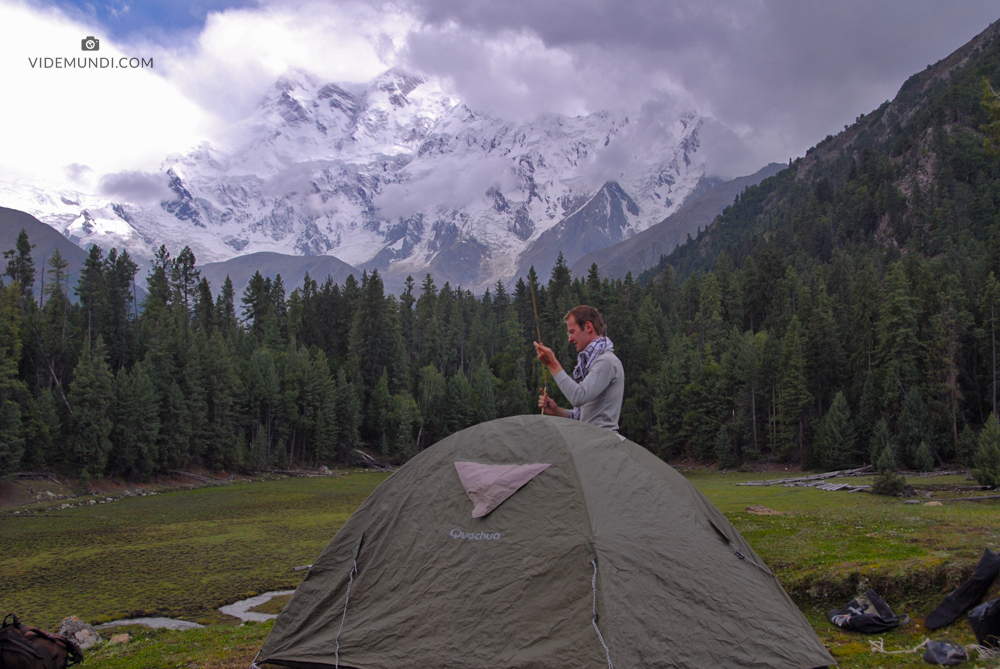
[258,415,834,668]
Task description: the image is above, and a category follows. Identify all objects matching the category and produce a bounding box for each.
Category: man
[534,305,624,431]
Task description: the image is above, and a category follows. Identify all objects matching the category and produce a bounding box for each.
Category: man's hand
[538,390,569,417]
[534,341,564,375]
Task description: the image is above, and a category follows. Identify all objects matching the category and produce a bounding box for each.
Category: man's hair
[564,305,605,336]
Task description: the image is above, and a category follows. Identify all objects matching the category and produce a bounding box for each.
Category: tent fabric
[259,415,834,669]
[454,461,551,518]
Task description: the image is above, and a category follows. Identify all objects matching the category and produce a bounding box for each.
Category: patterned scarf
[572,336,614,383]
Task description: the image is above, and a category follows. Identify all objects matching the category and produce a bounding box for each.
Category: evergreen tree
[776,316,812,461]
[215,275,238,336]
[102,248,138,371]
[0,284,25,474]
[193,278,215,333]
[170,246,200,316]
[388,392,420,460]
[444,370,475,435]
[869,418,892,466]
[471,357,498,424]
[4,228,35,302]
[814,391,856,470]
[417,364,447,445]
[714,423,738,469]
[241,271,270,340]
[983,272,1000,419]
[898,387,932,469]
[876,262,921,413]
[333,368,362,459]
[957,423,978,467]
[107,361,160,478]
[76,244,106,344]
[66,337,114,478]
[368,368,392,454]
[973,413,1000,488]
[872,446,906,496]
[914,441,935,472]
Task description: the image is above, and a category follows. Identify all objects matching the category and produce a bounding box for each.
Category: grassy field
[0,473,389,629]
[3,468,999,668]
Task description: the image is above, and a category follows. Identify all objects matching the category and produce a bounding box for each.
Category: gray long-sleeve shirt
[554,351,624,431]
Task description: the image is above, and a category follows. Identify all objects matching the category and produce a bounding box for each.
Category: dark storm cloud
[398,0,1000,177]
[98,170,172,203]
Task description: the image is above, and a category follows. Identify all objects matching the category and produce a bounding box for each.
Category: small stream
[96,590,295,630]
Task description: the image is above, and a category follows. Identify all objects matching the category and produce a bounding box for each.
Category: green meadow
[2,469,998,669]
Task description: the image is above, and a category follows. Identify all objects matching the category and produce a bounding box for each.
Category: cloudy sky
[1,0,998,189]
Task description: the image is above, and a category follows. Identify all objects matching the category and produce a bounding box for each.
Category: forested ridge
[5,21,1000,481]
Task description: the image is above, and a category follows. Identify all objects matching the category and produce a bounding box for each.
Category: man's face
[566,317,596,353]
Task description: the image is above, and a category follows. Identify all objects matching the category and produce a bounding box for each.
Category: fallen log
[737,465,872,486]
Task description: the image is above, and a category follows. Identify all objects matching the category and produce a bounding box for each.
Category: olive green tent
[258,416,834,669]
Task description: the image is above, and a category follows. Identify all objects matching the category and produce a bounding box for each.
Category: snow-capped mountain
[0,68,706,292]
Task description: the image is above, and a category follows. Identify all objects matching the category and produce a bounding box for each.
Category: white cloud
[0,1,214,182]
[156,1,415,123]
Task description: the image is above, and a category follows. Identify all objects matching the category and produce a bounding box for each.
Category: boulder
[58,616,102,649]
[319,465,331,474]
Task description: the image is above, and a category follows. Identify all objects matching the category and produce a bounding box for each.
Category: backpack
[968,598,1000,648]
[0,614,84,669]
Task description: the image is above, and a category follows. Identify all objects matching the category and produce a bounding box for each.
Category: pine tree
[102,248,138,371]
[368,368,392,454]
[76,244,106,344]
[805,278,844,416]
[215,275,238,337]
[334,368,362,459]
[872,445,906,496]
[417,364,447,444]
[983,272,1000,419]
[170,246,200,317]
[444,370,475,436]
[814,391,856,470]
[714,424,737,469]
[957,423,978,467]
[914,441,935,472]
[107,361,160,479]
[876,262,921,413]
[471,357,498,424]
[776,316,812,461]
[973,413,1000,488]
[242,271,270,340]
[869,418,892,466]
[0,284,25,474]
[4,228,36,302]
[66,337,114,478]
[388,392,420,460]
[193,278,215,333]
[898,387,932,469]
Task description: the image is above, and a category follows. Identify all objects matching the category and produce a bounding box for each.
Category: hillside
[0,207,89,296]
[571,163,784,279]
[658,20,1000,281]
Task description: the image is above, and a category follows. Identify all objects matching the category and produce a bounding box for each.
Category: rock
[904,500,921,504]
[745,505,785,516]
[108,633,130,645]
[58,616,102,649]
[319,465,331,474]
[924,501,943,506]
[46,491,56,497]
[60,503,71,509]
[88,500,96,505]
